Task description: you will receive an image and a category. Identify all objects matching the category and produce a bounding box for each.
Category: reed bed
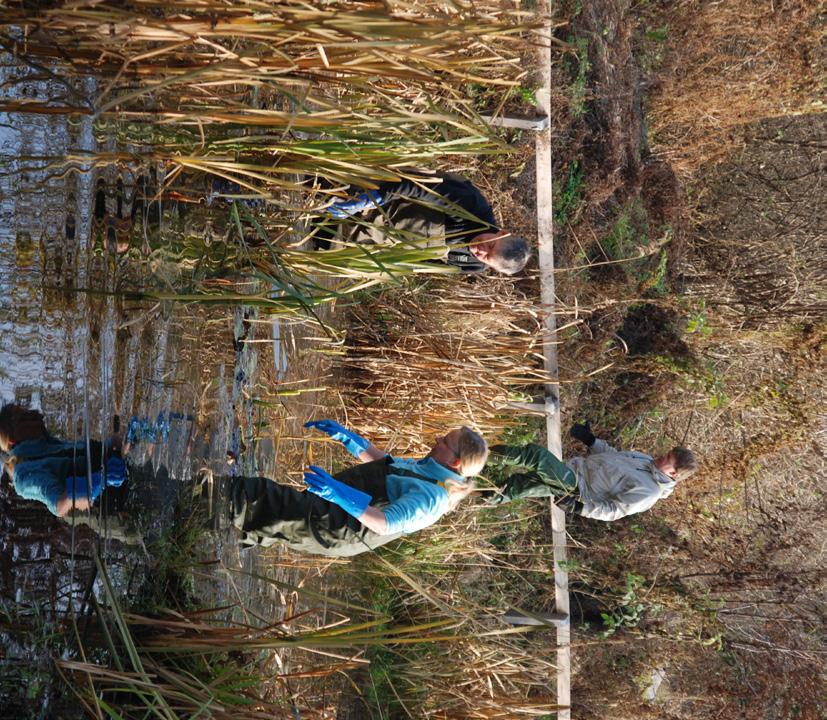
[2,0,537,196]
[1,3,570,716]
[2,0,549,311]
[320,503,564,716]
[331,276,579,451]
[125,203,476,315]
[55,548,561,719]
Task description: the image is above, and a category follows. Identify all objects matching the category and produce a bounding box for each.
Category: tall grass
[329,276,582,450]
[0,3,572,717]
[1,0,536,195]
[53,549,560,718]
[1,0,546,311]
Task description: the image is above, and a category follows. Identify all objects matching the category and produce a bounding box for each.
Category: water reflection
[0,67,245,582]
[0,62,333,706]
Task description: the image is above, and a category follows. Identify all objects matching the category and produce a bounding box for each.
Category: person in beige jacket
[485,422,697,521]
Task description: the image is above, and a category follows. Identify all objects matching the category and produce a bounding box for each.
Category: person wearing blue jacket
[0,404,126,517]
[229,422,489,557]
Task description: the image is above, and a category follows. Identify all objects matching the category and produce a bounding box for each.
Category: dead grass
[329,276,581,452]
[646,0,823,176]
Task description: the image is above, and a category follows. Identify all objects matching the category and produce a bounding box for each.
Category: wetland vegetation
[0,0,824,718]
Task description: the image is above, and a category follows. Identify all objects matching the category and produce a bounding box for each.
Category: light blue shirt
[8,438,125,516]
[382,457,464,535]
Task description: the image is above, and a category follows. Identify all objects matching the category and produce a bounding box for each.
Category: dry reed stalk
[1,1,532,100]
[332,277,582,451]
[1,0,540,201]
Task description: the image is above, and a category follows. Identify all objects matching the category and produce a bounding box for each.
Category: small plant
[518,84,538,106]
[556,558,581,573]
[645,25,669,43]
[601,200,649,263]
[497,414,546,446]
[566,36,591,118]
[686,301,713,337]
[637,246,670,296]
[555,160,585,227]
[600,573,647,637]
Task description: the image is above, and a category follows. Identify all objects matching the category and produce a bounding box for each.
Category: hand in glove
[105,456,127,488]
[569,421,596,447]
[556,493,583,514]
[304,420,370,459]
[325,190,384,219]
[303,465,371,519]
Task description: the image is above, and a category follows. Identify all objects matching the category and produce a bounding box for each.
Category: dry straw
[0,0,537,195]
[332,277,580,451]
[648,0,822,175]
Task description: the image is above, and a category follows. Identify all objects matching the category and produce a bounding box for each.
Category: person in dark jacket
[318,173,532,275]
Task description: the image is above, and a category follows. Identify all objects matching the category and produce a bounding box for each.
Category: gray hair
[494,235,532,275]
[671,447,698,481]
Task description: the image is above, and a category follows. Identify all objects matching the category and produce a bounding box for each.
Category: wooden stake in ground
[535,2,571,717]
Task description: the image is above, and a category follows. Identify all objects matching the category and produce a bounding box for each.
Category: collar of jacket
[414,456,466,485]
[649,463,677,494]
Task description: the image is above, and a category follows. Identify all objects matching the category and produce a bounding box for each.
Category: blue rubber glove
[126,412,174,445]
[325,190,384,219]
[303,465,371,519]
[127,416,157,445]
[304,419,370,459]
[105,456,127,488]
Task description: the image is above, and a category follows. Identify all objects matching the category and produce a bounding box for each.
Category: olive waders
[229,458,408,557]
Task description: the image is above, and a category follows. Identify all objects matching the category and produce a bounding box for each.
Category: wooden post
[469,8,571,713]
[502,609,568,627]
[479,114,550,131]
[535,2,572,718]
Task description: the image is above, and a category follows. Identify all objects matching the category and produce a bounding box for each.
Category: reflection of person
[485,422,698,522]
[228,421,488,556]
[0,404,126,517]
[317,173,532,275]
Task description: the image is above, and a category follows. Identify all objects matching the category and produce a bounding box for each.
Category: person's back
[567,439,675,522]
[321,172,531,274]
[346,173,494,271]
[484,423,697,521]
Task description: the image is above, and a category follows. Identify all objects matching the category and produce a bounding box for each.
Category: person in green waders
[227,421,488,557]
[484,422,698,522]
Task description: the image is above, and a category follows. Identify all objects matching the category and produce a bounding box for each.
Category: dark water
[0,62,332,717]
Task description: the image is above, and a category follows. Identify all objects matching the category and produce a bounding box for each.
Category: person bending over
[484,422,697,521]
[229,422,488,556]
[315,172,531,275]
[0,403,126,517]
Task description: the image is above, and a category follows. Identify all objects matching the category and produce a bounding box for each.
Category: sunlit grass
[1,0,534,197]
[51,549,560,718]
